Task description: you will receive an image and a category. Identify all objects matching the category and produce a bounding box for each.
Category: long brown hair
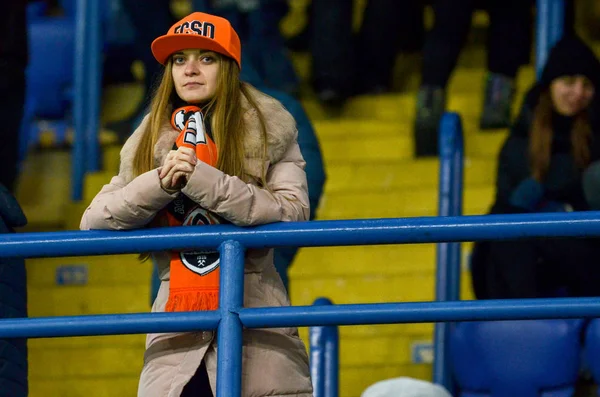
[131,54,269,184]
[529,90,592,181]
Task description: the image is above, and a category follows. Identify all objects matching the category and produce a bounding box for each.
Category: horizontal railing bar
[2,298,600,339]
[2,212,600,258]
[239,298,600,328]
[0,311,221,339]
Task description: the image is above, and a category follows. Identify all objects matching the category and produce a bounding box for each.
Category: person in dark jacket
[0,183,28,397]
[0,0,27,192]
[470,34,600,299]
[307,0,425,106]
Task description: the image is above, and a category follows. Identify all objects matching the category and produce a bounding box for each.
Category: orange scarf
[164,106,223,312]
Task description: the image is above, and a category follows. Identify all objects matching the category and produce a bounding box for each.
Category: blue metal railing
[3,213,600,396]
[310,298,339,397]
[85,0,102,174]
[429,0,567,389]
[536,0,564,78]
[215,240,245,396]
[433,113,464,392]
[72,0,102,200]
[5,212,600,258]
[429,0,565,384]
[71,0,89,201]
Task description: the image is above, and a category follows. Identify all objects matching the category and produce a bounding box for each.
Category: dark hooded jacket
[0,0,27,90]
[0,183,28,396]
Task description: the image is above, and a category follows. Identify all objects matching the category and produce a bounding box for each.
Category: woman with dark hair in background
[471,35,600,300]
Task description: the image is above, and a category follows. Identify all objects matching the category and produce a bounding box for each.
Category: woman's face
[550,75,595,116]
[171,49,220,104]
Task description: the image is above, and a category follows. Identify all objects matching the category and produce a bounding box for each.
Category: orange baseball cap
[151,12,241,68]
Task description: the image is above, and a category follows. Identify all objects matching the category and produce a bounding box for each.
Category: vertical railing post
[550,0,564,45]
[433,112,464,392]
[536,0,564,79]
[86,0,102,173]
[71,0,89,201]
[310,297,339,397]
[72,0,103,200]
[324,318,339,397]
[216,240,245,397]
[310,322,325,397]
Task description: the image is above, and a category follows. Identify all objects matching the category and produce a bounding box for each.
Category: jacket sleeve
[486,85,540,214]
[80,115,180,230]
[180,140,310,226]
[80,170,178,230]
[491,134,532,214]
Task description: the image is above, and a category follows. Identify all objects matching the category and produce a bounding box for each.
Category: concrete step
[28,283,151,317]
[29,345,143,379]
[318,131,506,163]
[291,242,476,279]
[303,92,524,123]
[29,376,139,397]
[29,364,431,397]
[16,151,71,231]
[28,334,143,349]
[316,185,494,219]
[292,272,473,306]
[301,66,534,122]
[292,244,437,278]
[15,145,124,231]
[313,118,506,139]
[26,255,147,288]
[324,159,495,192]
[337,364,431,397]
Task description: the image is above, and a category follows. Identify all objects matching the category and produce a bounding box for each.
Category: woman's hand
[159,147,197,193]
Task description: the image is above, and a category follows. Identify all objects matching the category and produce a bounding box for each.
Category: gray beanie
[361,377,453,397]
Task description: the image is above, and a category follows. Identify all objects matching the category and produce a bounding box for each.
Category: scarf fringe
[165,290,219,312]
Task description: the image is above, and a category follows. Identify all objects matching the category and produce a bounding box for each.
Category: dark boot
[480,72,514,130]
[414,85,446,157]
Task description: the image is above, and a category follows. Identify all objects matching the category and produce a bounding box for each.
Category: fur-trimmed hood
[118,85,297,183]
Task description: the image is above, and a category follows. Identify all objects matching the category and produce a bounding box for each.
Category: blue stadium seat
[58,0,78,17]
[58,0,113,30]
[26,17,75,119]
[22,0,123,161]
[22,16,75,156]
[27,1,48,20]
[583,318,600,394]
[450,319,585,397]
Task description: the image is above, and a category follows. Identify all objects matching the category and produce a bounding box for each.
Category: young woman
[470,35,600,300]
[80,12,313,397]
